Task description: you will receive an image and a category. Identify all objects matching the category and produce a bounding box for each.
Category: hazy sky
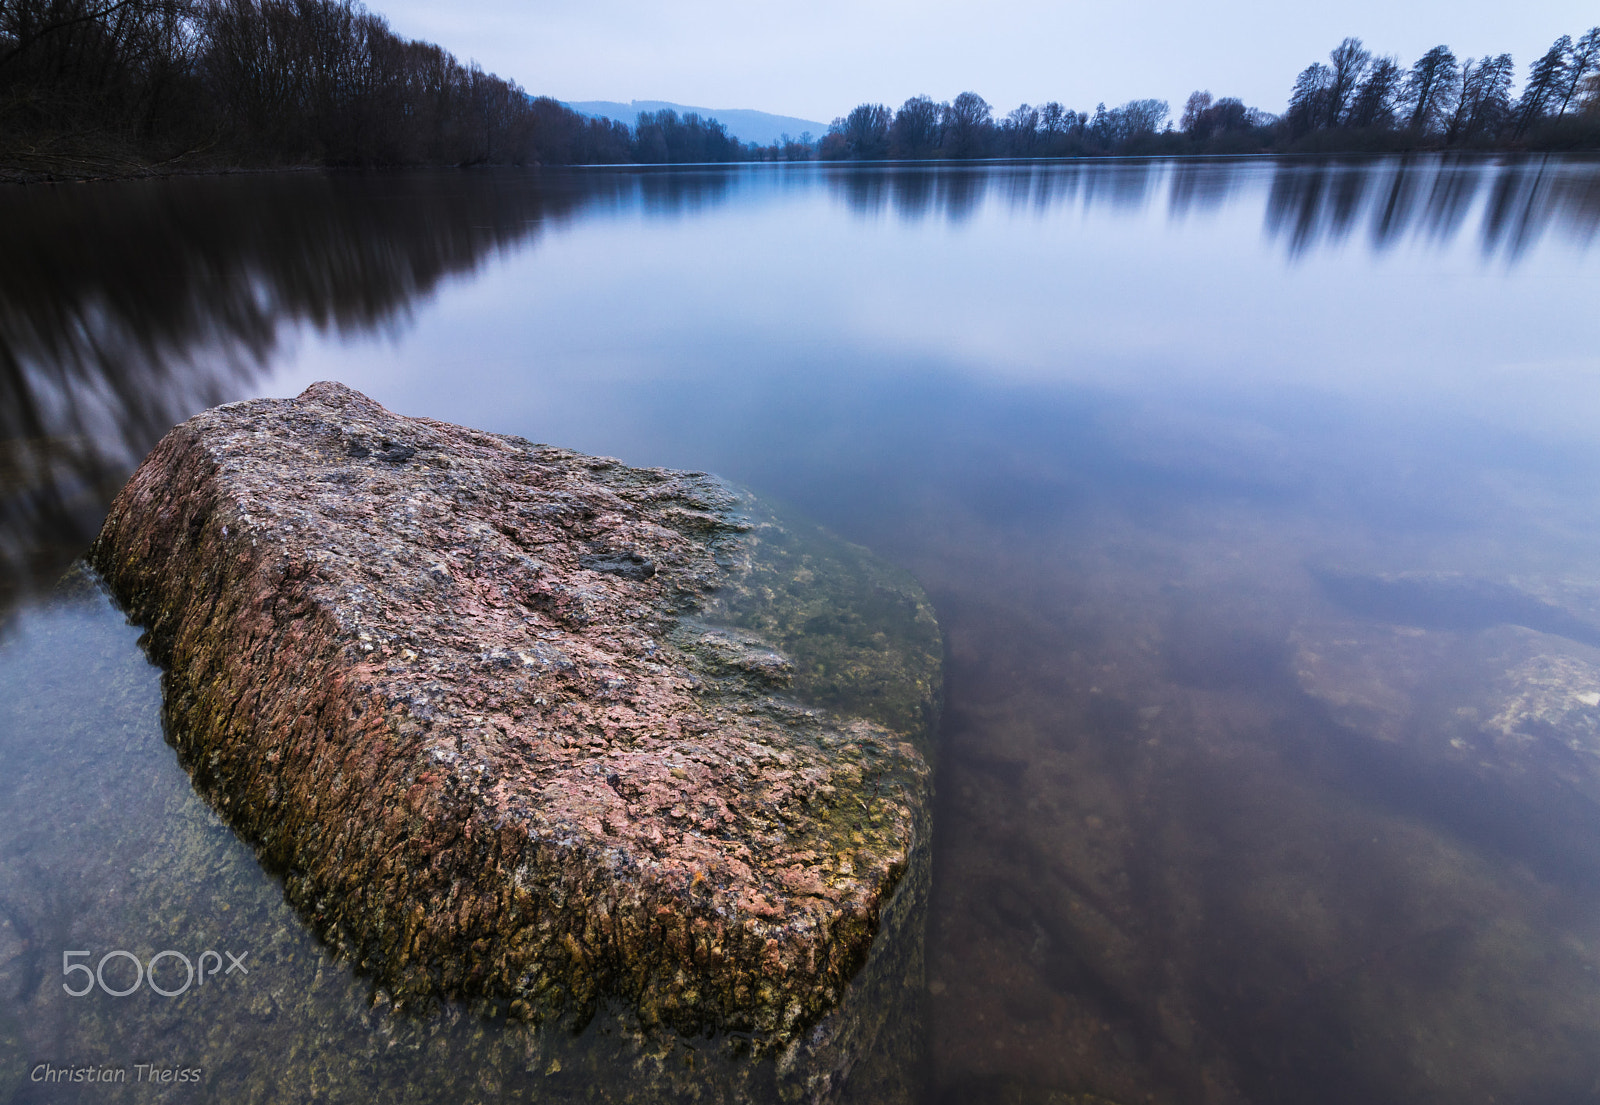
[373,0,1599,125]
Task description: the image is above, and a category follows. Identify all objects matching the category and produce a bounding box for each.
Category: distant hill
[564,100,827,146]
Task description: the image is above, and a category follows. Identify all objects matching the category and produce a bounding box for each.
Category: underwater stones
[1295,570,1600,799]
[88,382,941,1092]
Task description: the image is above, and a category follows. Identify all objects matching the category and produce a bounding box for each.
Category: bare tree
[1347,56,1401,128]
[1286,63,1332,133]
[1035,101,1080,155]
[1181,90,1213,134]
[1555,27,1600,116]
[1515,35,1572,135]
[1089,98,1168,148]
[1038,101,1068,136]
[1003,102,1039,155]
[940,90,992,158]
[888,94,941,158]
[1183,92,1254,140]
[1116,98,1169,137]
[1449,53,1515,142]
[1325,37,1372,125]
[842,102,890,158]
[1404,45,1458,132]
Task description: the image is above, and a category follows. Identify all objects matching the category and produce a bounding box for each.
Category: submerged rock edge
[85,383,940,1068]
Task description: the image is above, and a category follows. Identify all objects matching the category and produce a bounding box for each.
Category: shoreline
[9,143,1600,187]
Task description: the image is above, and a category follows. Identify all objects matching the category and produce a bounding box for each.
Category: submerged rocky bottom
[0,581,931,1105]
[8,533,1600,1105]
[914,516,1600,1105]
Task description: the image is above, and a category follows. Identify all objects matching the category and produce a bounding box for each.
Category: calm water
[4,157,1600,1104]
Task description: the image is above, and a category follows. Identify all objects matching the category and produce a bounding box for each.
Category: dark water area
[4,156,1600,1103]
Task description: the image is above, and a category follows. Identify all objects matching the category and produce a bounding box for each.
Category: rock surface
[89,383,940,1085]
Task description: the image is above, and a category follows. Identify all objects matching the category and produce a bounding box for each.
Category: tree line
[0,0,643,171]
[819,30,1600,160]
[629,109,815,163]
[1281,33,1600,148]
[4,0,1599,177]
[818,94,1214,159]
[0,0,827,174]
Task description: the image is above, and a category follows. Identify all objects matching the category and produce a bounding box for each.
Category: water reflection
[1167,158,1244,218]
[1479,156,1600,258]
[818,157,1600,262]
[824,161,1165,222]
[628,164,742,216]
[0,172,597,616]
[1264,154,1600,259]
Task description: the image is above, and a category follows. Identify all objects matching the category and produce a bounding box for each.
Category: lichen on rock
[88,382,940,1094]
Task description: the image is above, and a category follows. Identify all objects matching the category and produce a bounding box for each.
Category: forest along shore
[4,0,1598,183]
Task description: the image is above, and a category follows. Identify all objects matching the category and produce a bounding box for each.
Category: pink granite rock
[89,383,940,1076]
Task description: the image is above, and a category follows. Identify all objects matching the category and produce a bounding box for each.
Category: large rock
[89,383,940,1096]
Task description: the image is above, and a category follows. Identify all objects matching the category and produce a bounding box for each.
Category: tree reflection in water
[0,171,600,615]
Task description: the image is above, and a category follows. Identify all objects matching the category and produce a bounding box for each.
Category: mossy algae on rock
[87,382,940,1099]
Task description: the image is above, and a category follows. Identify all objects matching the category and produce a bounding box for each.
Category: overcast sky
[372,0,1599,125]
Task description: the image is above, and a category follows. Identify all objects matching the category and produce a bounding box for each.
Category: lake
[3,156,1600,1104]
